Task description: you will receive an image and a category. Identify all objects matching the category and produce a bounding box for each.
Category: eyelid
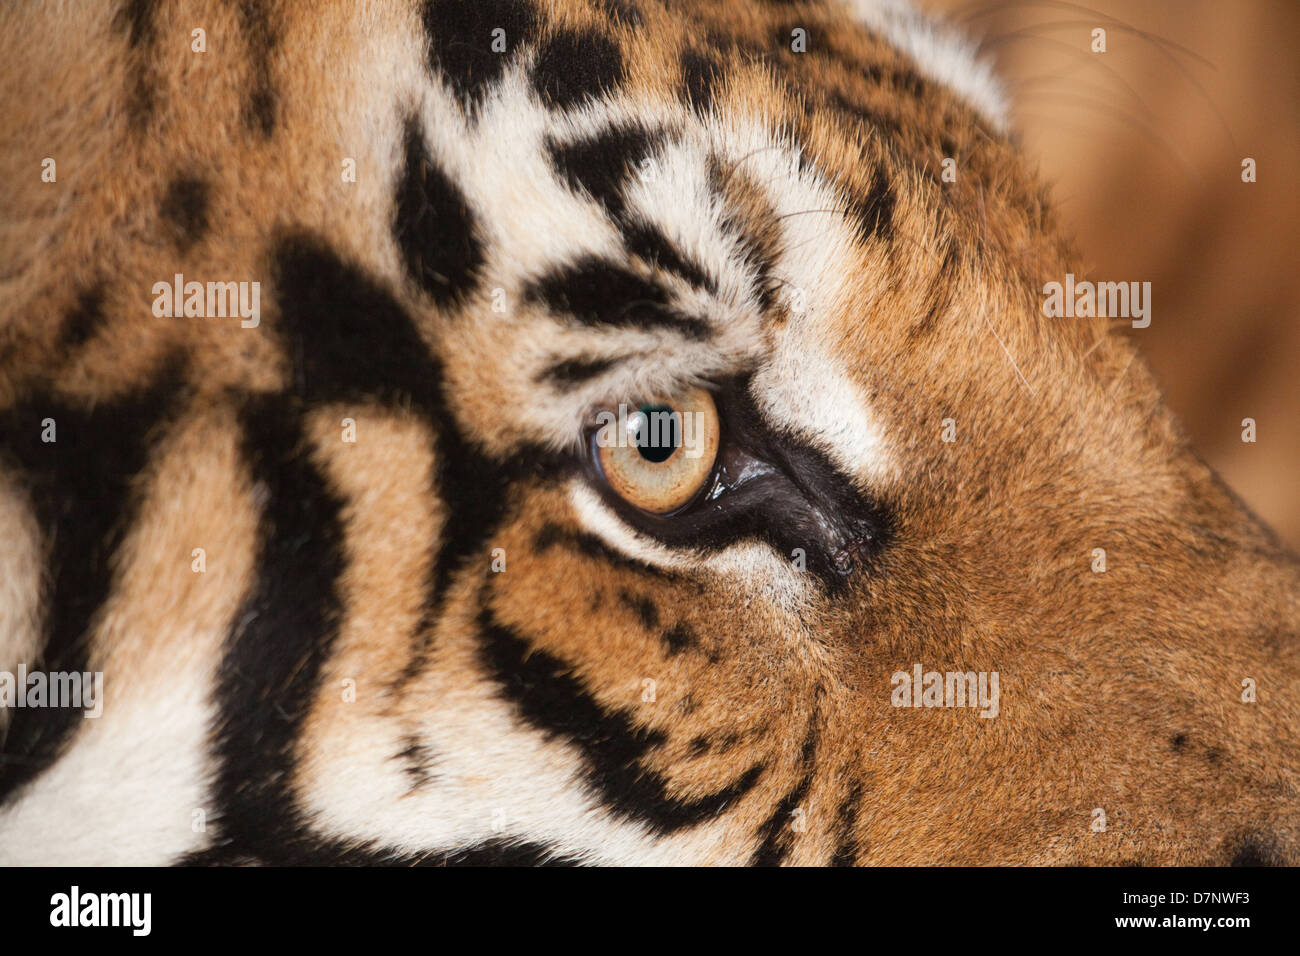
[706,447,778,501]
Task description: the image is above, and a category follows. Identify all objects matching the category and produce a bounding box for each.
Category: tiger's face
[0,0,1296,865]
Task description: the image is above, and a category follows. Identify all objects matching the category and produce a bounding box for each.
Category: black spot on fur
[539,355,619,386]
[478,609,764,833]
[525,256,710,339]
[245,87,276,138]
[1230,835,1285,867]
[776,22,810,55]
[887,67,926,99]
[236,0,280,136]
[422,0,539,110]
[393,119,485,308]
[661,622,695,656]
[60,286,107,348]
[1171,732,1188,752]
[159,176,211,250]
[0,358,185,803]
[532,28,624,109]
[680,49,722,114]
[619,589,659,629]
[849,168,894,242]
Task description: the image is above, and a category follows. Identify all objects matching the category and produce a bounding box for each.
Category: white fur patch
[0,674,215,865]
[295,604,747,865]
[0,470,43,727]
[841,0,1009,129]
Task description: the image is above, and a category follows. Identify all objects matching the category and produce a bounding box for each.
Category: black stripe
[680,49,722,115]
[184,837,584,866]
[709,160,782,315]
[547,125,714,292]
[538,354,620,387]
[116,0,156,48]
[115,0,159,127]
[730,221,781,314]
[235,0,279,137]
[750,721,819,866]
[709,28,929,231]
[906,242,960,340]
[830,781,863,866]
[533,521,680,582]
[525,256,710,339]
[206,234,533,854]
[425,838,584,866]
[422,0,540,111]
[393,118,485,309]
[478,608,764,834]
[547,122,664,221]
[201,395,348,859]
[532,27,625,109]
[0,359,185,803]
[393,734,437,792]
[272,232,447,409]
[849,167,894,242]
[619,219,715,293]
[268,234,533,689]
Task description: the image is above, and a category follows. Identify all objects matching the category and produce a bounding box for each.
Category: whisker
[1013,94,1206,188]
[956,0,1237,153]
[955,0,1215,68]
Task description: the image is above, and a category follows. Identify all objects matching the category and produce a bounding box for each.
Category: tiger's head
[0,0,1296,865]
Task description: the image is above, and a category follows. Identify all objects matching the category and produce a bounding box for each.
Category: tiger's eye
[594,388,720,514]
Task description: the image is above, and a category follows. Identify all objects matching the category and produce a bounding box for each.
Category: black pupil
[633,405,680,464]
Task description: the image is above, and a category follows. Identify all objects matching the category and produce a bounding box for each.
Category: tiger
[0,0,1296,867]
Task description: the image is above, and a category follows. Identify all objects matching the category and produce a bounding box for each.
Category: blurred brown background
[924,0,1300,547]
